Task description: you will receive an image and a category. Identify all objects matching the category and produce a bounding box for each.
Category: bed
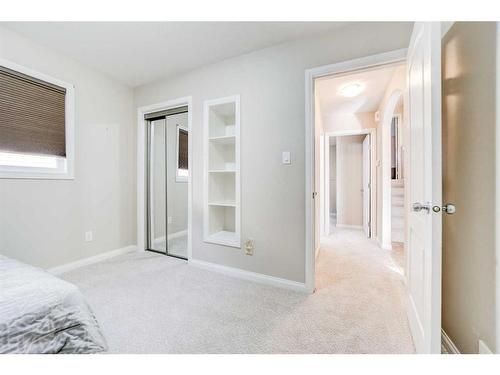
[0,255,107,354]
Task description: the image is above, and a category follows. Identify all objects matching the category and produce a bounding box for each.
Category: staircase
[391,180,405,243]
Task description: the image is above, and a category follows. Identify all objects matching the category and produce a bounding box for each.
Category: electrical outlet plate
[244,239,254,255]
[282,151,291,165]
[85,231,93,242]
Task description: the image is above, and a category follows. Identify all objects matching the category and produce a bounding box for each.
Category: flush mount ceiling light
[339,83,365,97]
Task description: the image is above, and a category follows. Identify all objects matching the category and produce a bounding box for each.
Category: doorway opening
[390,95,405,247]
[309,54,412,351]
[322,131,374,238]
[307,25,445,354]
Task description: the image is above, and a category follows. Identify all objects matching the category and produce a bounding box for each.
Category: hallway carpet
[62,229,414,353]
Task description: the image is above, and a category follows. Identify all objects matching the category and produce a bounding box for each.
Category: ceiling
[315,64,402,118]
[2,22,349,87]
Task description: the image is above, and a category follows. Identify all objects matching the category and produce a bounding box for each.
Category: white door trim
[305,49,407,294]
[362,134,371,237]
[137,96,193,260]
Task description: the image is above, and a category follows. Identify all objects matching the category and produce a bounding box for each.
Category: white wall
[336,135,364,227]
[0,26,136,269]
[134,22,412,282]
[323,112,377,134]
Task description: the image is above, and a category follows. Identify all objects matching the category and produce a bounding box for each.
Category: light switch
[282,151,291,165]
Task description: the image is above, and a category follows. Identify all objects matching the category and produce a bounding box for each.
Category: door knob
[412,202,430,213]
[442,203,456,214]
[431,203,456,214]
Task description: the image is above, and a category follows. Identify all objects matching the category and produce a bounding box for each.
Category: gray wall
[134,22,412,282]
[0,26,136,269]
[442,22,497,354]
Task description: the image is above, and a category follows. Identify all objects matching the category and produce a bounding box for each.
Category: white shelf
[204,95,240,249]
[209,135,236,145]
[208,169,236,173]
[208,201,236,207]
[206,230,240,248]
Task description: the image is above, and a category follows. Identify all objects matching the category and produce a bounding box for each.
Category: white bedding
[0,255,107,354]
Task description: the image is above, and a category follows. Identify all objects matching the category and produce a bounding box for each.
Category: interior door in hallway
[406,22,442,354]
[362,135,370,237]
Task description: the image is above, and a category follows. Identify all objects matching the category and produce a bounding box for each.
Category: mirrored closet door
[146,106,189,259]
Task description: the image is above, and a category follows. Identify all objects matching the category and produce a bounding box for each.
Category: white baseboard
[315,246,320,261]
[336,224,363,230]
[188,258,308,293]
[478,339,493,354]
[48,245,138,275]
[441,329,460,354]
[382,243,392,250]
[376,236,392,250]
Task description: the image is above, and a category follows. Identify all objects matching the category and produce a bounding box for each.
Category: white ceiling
[315,64,401,118]
[2,22,349,87]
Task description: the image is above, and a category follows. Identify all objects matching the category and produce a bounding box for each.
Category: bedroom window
[0,59,74,179]
[176,125,189,182]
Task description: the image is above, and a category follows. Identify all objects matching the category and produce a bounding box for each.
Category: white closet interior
[203,95,240,248]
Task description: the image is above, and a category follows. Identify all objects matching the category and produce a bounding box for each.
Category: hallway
[316,228,414,353]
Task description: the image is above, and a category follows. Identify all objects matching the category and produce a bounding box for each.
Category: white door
[362,135,370,237]
[406,22,442,354]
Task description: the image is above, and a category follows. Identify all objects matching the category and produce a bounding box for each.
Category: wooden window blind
[0,65,67,157]
[178,128,188,170]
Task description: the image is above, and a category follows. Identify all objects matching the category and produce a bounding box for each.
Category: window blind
[178,128,188,170]
[0,66,67,157]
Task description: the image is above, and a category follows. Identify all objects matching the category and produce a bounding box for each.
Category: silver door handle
[443,203,457,215]
[412,202,430,213]
[432,203,456,214]
[442,203,456,214]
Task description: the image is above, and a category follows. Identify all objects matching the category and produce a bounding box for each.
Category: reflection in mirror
[147,111,188,259]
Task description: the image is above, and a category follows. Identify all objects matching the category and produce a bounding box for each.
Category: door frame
[137,96,193,260]
[322,129,376,239]
[305,49,407,293]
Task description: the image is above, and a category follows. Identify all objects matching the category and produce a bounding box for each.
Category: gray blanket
[0,255,107,354]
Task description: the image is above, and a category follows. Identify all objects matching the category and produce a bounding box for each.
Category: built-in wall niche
[203,95,240,248]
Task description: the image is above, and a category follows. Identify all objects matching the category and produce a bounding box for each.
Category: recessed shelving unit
[203,95,240,248]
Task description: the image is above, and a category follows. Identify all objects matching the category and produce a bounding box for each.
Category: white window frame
[175,124,189,183]
[0,58,75,180]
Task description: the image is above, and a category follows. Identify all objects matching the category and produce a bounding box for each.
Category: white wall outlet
[282,151,291,165]
[168,216,173,224]
[85,231,93,242]
[245,239,254,255]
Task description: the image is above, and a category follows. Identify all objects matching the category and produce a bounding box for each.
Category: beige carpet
[62,228,414,353]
